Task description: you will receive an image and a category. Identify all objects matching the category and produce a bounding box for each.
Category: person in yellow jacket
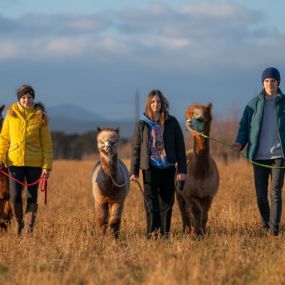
[0,84,52,234]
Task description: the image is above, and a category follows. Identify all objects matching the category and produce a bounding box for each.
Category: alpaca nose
[104,141,112,153]
[186,119,192,129]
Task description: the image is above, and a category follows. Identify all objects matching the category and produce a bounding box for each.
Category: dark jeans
[142,165,176,238]
[8,166,42,204]
[253,158,285,234]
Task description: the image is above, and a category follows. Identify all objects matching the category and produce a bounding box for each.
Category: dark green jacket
[236,89,285,160]
[130,115,187,176]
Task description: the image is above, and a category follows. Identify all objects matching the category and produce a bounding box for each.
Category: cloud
[0,2,284,69]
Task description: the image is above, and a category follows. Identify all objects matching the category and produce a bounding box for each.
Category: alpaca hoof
[183,226,192,234]
[195,227,205,236]
[0,221,8,231]
[99,224,108,235]
[110,222,120,239]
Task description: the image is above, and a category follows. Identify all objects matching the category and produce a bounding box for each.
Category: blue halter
[186,118,204,132]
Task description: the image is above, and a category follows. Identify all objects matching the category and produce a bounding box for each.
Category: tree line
[51,131,130,160]
[52,112,241,163]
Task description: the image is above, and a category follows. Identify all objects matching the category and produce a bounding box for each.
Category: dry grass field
[1,159,285,285]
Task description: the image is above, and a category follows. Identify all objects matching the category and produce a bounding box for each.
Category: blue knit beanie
[261,67,281,84]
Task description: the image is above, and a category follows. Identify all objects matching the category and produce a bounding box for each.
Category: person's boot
[160,208,172,238]
[25,203,38,233]
[11,203,24,235]
[269,223,279,237]
[146,211,160,239]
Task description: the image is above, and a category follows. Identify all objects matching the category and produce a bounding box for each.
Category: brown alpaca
[0,105,12,231]
[91,128,129,238]
[176,103,219,235]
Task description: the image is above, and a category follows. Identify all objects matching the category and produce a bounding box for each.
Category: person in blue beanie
[232,67,285,236]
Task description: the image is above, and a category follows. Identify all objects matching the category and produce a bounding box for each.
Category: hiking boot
[25,203,38,233]
[11,203,24,235]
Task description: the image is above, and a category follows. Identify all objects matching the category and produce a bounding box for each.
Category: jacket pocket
[26,144,41,153]
[8,144,19,152]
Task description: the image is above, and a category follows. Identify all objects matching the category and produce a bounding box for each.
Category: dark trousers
[253,158,285,234]
[142,165,176,238]
[8,166,42,204]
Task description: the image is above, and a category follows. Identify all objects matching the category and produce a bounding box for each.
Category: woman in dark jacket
[130,89,187,238]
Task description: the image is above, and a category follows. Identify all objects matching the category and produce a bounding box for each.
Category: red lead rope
[0,168,48,205]
[40,174,48,205]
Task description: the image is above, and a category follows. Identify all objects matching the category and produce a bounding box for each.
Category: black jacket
[130,115,187,176]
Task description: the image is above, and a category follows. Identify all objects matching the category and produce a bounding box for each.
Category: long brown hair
[145,89,169,124]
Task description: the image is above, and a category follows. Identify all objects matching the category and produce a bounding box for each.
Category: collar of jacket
[7,103,33,119]
[259,88,284,102]
[8,102,48,125]
[140,113,172,126]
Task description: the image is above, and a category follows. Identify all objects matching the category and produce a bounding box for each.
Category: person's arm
[40,122,53,177]
[0,114,10,165]
[130,121,142,180]
[174,118,187,177]
[232,105,250,151]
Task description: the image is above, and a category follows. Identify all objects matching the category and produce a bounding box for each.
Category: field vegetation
[1,159,285,285]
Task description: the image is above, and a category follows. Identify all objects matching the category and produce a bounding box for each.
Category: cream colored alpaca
[91,128,129,238]
[176,103,219,235]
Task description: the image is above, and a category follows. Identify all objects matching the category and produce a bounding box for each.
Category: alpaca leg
[0,199,6,230]
[176,192,191,233]
[95,202,108,235]
[201,196,213,233]
[1,200,12,231]
[109,202,124,239]
[3,201,12,229]
[191,197,203,235]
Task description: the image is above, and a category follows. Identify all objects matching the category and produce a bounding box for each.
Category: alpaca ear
[96,127,102,135]
[115,128,120,134]
[185,106,191,120]
[207,103,212,111]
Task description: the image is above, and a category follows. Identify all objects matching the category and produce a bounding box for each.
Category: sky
[0,0,285,121]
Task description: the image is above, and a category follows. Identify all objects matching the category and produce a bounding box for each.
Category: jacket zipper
[275,97,284,158]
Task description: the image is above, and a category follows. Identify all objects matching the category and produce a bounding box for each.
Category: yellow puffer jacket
[0,102,52,169]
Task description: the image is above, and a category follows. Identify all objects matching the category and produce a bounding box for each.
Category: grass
[1,159,285,285]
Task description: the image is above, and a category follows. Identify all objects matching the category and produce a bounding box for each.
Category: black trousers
[253,158,285,234]
[142,165,176,238]
[8,166,42,204]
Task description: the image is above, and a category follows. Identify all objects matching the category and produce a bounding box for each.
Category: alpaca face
[97,128,120,157]
[185,103,212,133]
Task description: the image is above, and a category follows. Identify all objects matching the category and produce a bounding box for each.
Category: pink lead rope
[0,168,48,205]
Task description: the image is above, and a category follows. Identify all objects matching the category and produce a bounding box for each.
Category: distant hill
[47,104,135,138]
[47,104,103,121]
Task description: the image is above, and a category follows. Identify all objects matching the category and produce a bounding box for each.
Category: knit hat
[261,67,281,84]
[16,84,35,100]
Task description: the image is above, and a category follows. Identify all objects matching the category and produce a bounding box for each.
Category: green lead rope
[186,127,285,169]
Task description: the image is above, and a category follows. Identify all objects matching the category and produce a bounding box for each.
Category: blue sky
[0,0,285,120]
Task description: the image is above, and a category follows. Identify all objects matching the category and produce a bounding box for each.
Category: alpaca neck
[191,132,211,176]
[100,152,118,176]
[193,134,210,157]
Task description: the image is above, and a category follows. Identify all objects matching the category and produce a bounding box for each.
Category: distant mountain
[47,104,135,138]
[47,104,103,121]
